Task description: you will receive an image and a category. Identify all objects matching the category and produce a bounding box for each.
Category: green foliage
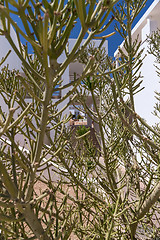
[0,0,120,239]
[76,125,90,136]
[0,0,160,240]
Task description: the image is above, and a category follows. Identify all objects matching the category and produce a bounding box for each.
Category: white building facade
[0,25,108,144]
[114,0,160,126]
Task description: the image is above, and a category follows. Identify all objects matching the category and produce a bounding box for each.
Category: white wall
[134,17,159,126]
[114,1,160,126]
[0,24,22,135]
[0,23,21,70]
